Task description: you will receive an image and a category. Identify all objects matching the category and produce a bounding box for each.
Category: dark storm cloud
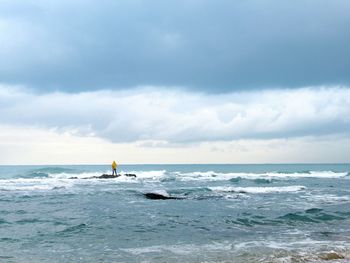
[0,0,350,92]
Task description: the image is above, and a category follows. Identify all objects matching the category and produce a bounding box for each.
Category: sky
[0,0,350,164]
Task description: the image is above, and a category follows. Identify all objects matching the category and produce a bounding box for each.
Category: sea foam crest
[47,172,108,179]
[0,178,73,191]
[174,170,348,181]
[0,170,167,192]
[266,171,348,179]
[127,170,166,179]
[45,170,166,180]
[209,185,307,194]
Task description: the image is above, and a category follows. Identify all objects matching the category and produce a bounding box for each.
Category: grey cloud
[0,0,350,92]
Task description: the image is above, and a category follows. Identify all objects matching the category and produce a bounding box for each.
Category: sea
[0,164,349,263]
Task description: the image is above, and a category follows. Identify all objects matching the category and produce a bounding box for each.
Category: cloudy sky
[1,0,350,164]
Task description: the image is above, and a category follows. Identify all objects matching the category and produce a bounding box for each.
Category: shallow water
[0,164,349,262]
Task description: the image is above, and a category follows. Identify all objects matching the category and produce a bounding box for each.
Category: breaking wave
[209,185,307,194]
[0,167,348,193]
[174,171,348,181]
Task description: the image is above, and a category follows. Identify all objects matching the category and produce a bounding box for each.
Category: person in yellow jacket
[112,160,117,175]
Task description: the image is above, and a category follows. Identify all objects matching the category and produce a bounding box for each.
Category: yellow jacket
[112,161,117,169]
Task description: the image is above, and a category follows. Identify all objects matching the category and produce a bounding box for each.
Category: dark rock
[124,173,137,178]
[319,252,345,260]
[143,193,182,200]
[69,173,137,179]
[95,173,137,179]
[97,174,120,179]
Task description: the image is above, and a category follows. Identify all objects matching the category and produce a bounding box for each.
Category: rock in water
[319,252,345,260]
[68,173,137,179]
[143,193,181,200]
[124,173,137,178]
[98,174,119,179]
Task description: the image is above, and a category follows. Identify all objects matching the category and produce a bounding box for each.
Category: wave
[11,169,166,180]
[271,171,349,178]
[0,167,347,193]
[23,167,77,177]
[278,210,346,224]
[19,172,50,179]
[120,241,350,263]
[224,208,349,229]
[209,185,306,194]
[252,178,275,184]
[171,170,348,182]
[5,167,348,183]
[56,223,89,237]
[304,194,350,204]
[126,170,166,180]
[0,178,73,192]
[31,167,77,173]
[0,170,167,192]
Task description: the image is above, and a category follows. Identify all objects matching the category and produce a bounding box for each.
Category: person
[112,160,117,175]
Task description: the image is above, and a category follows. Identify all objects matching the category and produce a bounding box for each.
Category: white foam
[266,171,348,179]
[47,171,110,179]
[209,185,307,194]
[1,168,346,193]
[46,170,166,181]
[174,171,221,181]
[0,170,167,192]
[0,175,121,192]
[121,242,233,256]
[174,170,348,182]
[126,170,166,180]
[6,169,348,186]
[305,194,350,204]
[0,178,74,192]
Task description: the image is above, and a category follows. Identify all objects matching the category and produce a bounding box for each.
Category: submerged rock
[143,192,182,200]
[319,252,345,260]
[123,173,137,178]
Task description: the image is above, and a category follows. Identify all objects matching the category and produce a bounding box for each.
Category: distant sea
[0,164,350,262]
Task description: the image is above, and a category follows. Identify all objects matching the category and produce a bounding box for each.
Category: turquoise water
[0,164,350,262]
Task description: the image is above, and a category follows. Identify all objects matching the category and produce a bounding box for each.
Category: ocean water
[0,164,350,263]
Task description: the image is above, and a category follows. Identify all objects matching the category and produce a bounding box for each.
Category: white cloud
[1,85,350,144]
[1,123,350,164]
[1,83,350,164]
